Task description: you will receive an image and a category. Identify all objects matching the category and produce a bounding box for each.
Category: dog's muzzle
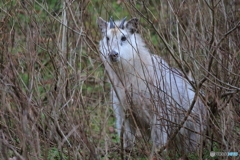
[109,50,119,62]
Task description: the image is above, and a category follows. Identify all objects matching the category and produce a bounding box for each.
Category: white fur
[98,17,206,153]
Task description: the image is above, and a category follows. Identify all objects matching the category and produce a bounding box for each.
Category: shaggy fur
[97,17,206,154]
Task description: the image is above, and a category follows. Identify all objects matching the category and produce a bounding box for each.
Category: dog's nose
[109,50,118,57]
[109,50,119,62]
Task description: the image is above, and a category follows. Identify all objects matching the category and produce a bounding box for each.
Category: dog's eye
[106,36,109,41]
[121,36,126,41]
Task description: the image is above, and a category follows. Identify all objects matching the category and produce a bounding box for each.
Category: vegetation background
[0,0,239,159]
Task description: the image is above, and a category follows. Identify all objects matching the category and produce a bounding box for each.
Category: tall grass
[0,0,239,159]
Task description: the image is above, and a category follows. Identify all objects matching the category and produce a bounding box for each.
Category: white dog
[97,17,206,154]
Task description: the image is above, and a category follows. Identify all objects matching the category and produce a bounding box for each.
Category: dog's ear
[126,17,139,34]
[97,17,108,34]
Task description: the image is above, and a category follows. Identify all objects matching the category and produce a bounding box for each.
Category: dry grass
[0,0,239,159]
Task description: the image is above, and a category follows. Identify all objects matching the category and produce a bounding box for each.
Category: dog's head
[97,17,139,63]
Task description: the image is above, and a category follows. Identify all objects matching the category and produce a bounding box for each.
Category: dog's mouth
[109,55,119,62]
